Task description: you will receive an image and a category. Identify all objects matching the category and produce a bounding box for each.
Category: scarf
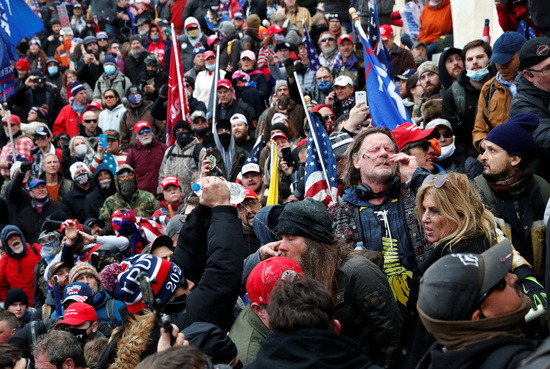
[72,100,87,114]
[418,295,530,351]
[333,53,358,72]
[487,165,532,195]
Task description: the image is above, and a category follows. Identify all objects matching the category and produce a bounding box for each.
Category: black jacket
[9,82,64,126]
[86,163,116,219]
[124,50,150,85]
[63,181,95,224]
[245,329,381,369]
[15,199,69,244]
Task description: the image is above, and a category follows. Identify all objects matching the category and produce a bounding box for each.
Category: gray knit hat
[278,198,334,244]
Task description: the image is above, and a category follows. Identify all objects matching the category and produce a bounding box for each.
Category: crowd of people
[2,0,550,368]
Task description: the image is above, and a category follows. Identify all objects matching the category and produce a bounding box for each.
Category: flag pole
[349,8,367,43]
[293,71,333,196]
[171,24,186,119]
[211,43,221,130]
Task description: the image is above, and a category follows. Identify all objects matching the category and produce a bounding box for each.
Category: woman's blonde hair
[416,172,496,250]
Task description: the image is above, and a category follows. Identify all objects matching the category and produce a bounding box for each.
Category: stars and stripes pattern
[245,136,266,165]
[304,113,338,206]
[302,23,321,72]
[367,0,394,78]
[357,22,411,129]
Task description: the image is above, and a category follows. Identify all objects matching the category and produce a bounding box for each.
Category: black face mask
[175,131,193,148]
[193,127,209,137]
[69,327,91,343]
[218,132,231,149]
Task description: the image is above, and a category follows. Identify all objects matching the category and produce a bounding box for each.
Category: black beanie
[173,120,192,136]
[270,123,289,138]
[485,112,539,160]
[278,198,334,244]
[5,288,29,308]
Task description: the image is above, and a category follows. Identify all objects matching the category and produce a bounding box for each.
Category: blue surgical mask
[48,66,58,75]
[104,64,116,75]
[150,34,159,41]
[318,80,331,93]
[205,64,216,71]
[466,67,489,82]
[128,93,142,104]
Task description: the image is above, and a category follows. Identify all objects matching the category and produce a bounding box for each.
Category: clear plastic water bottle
[192,181,246,205]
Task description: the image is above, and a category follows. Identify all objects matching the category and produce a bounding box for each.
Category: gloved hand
[20,160,32,172]
[521,276,548,310]
[158,83,168,99]
[284,57,296,76]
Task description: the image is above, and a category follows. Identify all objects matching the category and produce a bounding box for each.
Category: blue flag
[0,41,15,98]
[367,0,393,78]
[304,113,338,206]
[245,136,266,165]
[357,24,411,129]
[0,0,44,60]
[302,23,320,72]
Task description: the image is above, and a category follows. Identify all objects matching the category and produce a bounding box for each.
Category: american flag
[245,136,266,164]
[357,21,410,129]
[367,0,394,78]
[304,113,338,206]
[302,23,321,72]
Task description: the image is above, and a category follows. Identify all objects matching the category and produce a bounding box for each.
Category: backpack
[166,142,203,167]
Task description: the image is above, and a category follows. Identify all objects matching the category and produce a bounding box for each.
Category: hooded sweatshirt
[0,225,41,305]
[86,163,117,219]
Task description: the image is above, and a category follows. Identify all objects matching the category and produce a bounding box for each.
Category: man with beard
[99,164,159,222]
[318,31,338,70]
[240,163,265,199]
[231,114,255,153]
[159,120,204,197]
[473,32,526,152]
[0,226,42,306]
[75,36,102,88]
[86,164,116,219]
[442,40,493,157]
[124,35,151,85]
[412,61,443,125]
[411,41,428,67]
[153,176,185,216]
[476,113,549,302]
[214,79,257,133]
[438,47,464,90]
[255,198,402,368]
[260,80,306,142]
[126,121,167,195]
[328,127,432,311]
[138,55,168,103]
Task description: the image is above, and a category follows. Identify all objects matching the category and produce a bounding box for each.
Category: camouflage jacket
[99,190,159,222]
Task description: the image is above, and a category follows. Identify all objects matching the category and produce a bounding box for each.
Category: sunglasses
[137,128,151,135]
[439,130,453,139]
[104,95,115,99]
[322,115,336,121]
[422,173,448,188]
[84,119,98,123]
[319,37,335,43]
[478,277,507,306]
[408,141,431,151]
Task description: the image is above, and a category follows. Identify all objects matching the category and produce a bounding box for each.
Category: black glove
[20,160,32,172]
[158,83,168,99]
[284,57,296,76]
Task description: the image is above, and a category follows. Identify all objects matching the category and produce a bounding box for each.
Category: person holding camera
[75,36,104,89]
[136,55,168,103]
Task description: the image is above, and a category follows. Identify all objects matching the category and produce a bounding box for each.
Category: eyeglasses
[84,119,98,123]
[422,173,448,188]
[322,115,336,121]
[439,130,453,139]
[528,65,550,76]
[408,140,431,151]
[319,37,335,43]
[117,171,136,181]
[104,95,115,99]
[137,128,151,135]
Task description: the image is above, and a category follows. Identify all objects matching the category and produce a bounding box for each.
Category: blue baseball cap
[29,178,46,190]
[490,31,527,65]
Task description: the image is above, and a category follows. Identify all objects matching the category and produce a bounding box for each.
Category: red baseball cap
[185,22,198,29]
[380,25,394,41]
[270,131,288,141]
[217,79,233,90]
[337,34,353,45]
[391,122,438,150]
[161,176,181,190]
[85,101,103,112]
[203,50,216,60]
[246,257,303,304]
[266,25,284,35]
[243,186,259,200]
[2,115,21,125]
[134,121,151,134]
[55,302,97,327]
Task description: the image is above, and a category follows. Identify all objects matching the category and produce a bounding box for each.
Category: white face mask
[438,140,456,160]
[429,0,443,6]
[75,144,87,156]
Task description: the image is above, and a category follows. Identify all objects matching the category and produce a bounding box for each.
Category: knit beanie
[274,80,288,94]
[114,254,184,313]
[4,288,29,308]
[70,82,86,96]
[219,21,235,35]
[173,120,192,135]
[246,14,261,30]
[270,123,290,138]
[485,112,539,160]
[69,262,102,290]
[278,198,334,244]
[417,61,439,77]
[103,55,116,65]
